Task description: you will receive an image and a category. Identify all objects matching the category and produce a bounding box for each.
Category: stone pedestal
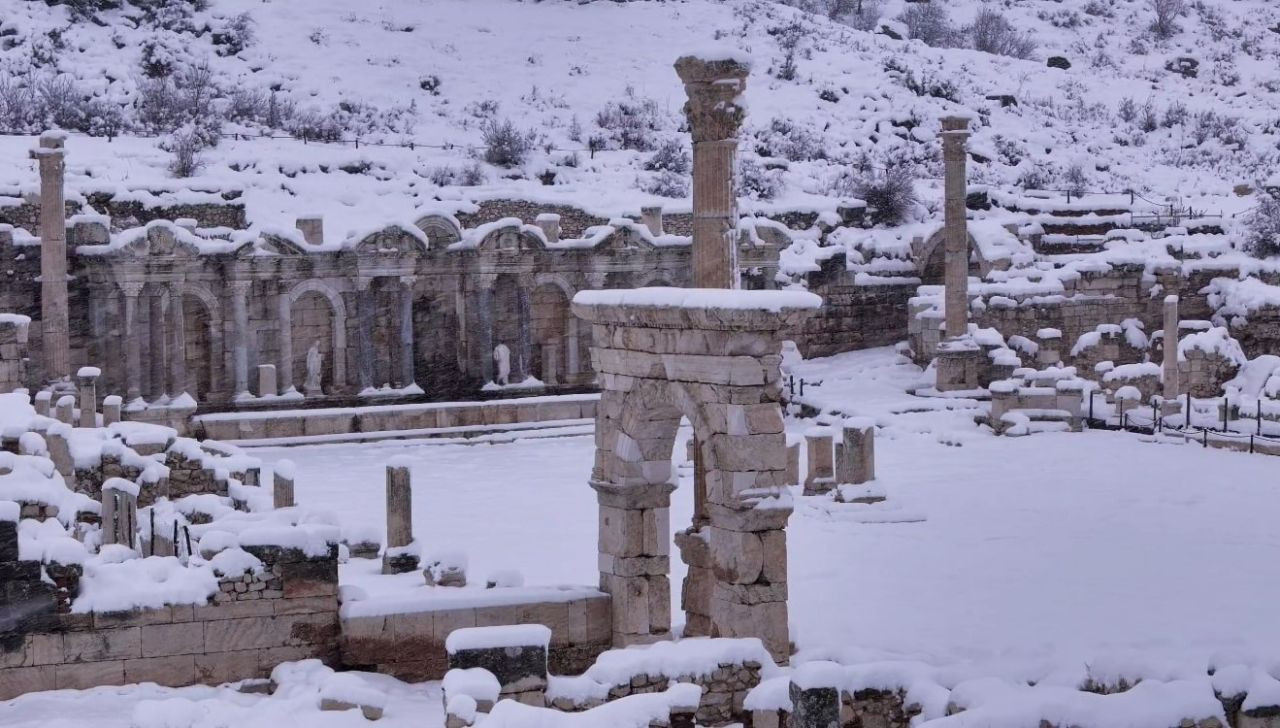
[803,430,834,496]
[641,206,665,237]
[101,478,139,548]
[273,460,295,509]
[54,394,74,424]
[574,289,820,663]
[675,55,749,289]
[535,213,560,244]
[837,419,875,485]
[936,338,982,392]
[257,364,277,398]
[34,390,51,417]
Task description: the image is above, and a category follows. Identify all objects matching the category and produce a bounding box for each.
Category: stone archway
[572,289,820,663]
[182,294,214,400]
[287,280,348,393]
[531,283,571,385]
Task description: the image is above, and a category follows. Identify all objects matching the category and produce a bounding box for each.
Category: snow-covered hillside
[1,0,1277,231]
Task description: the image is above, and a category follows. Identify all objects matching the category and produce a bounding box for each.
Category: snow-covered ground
[7,346,1280,725]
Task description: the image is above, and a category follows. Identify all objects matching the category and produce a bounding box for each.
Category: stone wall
[794,272,918,358]
[340,591,612,682]
[0,542,339,699]
[0,314,29,392]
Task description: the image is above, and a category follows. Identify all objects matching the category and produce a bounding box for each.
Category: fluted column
[355,278,375,391]
[398,276,416,389]
[277,283,293,394]
[477,283,495,383]
[121,282,144,403]
[148,291,167,399]
[1163,295,1180,399]
[31,131,70,383]
[230,280,252,396]
[941,116,972,340]
[516,283,532,383]
[675,55,749,289]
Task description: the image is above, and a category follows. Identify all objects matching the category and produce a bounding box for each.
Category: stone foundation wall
[340,592,612,682]
[792,275,917,358]
[0,315,29,392]
[0,543,339,700]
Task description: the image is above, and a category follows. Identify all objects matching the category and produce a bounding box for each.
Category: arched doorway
[182,294,215,400]
[291,290,336,395]
[491,274,529,383]
[531,284,570,386]
[413,293,463,399]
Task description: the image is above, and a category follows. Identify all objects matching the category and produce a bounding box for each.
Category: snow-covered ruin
[5,43,1280,728]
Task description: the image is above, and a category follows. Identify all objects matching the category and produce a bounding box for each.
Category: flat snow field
[5,348,1280,726]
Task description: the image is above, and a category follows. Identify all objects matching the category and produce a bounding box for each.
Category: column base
[935,338,983,392]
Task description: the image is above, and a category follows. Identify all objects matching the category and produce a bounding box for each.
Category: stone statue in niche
[493,343,511,386]
[305,340,323,395]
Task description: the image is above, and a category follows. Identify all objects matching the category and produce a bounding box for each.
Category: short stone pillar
[1036,328,1063,367]
[675,54,749,289]
[641,205,665,237]
[837,419,875,485]
[446,625,550,706]
[34,390,51,417]
[76,366,100,428]
[535,213,561,244]
[257,364,277,397]
[788,662,843,728]
[54,394,74,424]
[786,438,801,486]
[102,395,122,426]
[101,477,140,548]
[273,459,296,509]
[296,214,324,245]
[45,424,73,479]
[1162,295,1181,399]
[592,480,674,643]
[803,428,835,496]
[382,459,419,574]
[675,525,712,637]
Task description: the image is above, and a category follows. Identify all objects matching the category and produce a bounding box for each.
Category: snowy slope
[0,0,1276,231]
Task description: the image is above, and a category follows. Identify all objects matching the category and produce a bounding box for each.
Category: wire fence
[1083,391,1280,456]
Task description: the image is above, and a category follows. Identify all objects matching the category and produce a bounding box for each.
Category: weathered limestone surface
[575,294,817,663]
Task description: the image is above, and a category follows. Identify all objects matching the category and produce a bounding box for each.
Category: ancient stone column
[76,367,99,428]
[31,131,70,384]
[54,394,74,424]
[148,291,167,399]
[592,480,675,645]
[565,317,580,376]
[355,279,376,391]
[45,424,73,479]
[641,206,664,237]
[398,276,416,389]
[516,284,532,383]
[476,284,495,384]
[34,390,51,417]
[940,116,972,340]
[675,55,749,289]
[1163,295,1181,400]
[121,283,144,404]
[168,286,188,398]
[296,214,323,245]
[837,419,875,485]
[273,459,295,508]
[535,213,560,244]
[230,280,252,396]
[257,364,277,398]
[101,478,139,548]
[277,283,293,394]
[102,395,121,426]
[382,459,419,574]
[541,342,558,385]
[803,429,834,496]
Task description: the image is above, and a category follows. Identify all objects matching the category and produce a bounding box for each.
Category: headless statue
[493,343,511,386]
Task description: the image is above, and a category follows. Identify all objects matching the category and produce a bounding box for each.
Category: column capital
[119,281,145,298]
[675,55,749,143]
[229,279,253,295]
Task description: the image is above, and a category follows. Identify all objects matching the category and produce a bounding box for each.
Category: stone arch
[576,294,813,663]
[531,283,572,386]
[287,280,348,390]
[917,228,979,285]
[413,214,462,248]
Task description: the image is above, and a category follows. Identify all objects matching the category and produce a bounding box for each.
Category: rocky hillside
[0,0,1276,232]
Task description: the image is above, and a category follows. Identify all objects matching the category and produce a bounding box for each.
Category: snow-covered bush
[847,0,883,31]
[967,9,1037,60]
[136,63,218,133]
[846,163,916,225]
[428,162,486,187]
[480,118,533,168]
[643,169,689,199]
[1243,195,1280,259]
[643,139,691,175]
[882,57,960,102]
[897,2,955,47]
[162,122,210,178]
[737,158,785,201]
[754,117,827,162]
[594,92,664,152]
[1149,0,1186,39]
[1063,163,1090,197]
[212,13,255,57]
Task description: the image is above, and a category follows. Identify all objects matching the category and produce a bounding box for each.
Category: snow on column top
[0,313,31,326]
[102,477,140,497]
[843,417,876,431]
[445,624,552,654]
[0,500,18,523]
[274,459,296,480]
[573,288,822,312]
[56,395,75,407]
[675,46,754,69]
[1037,328,1063,339]
[792,660,846,690]
[443,667,501,703]
[1165,294,1180,304]
[77,366,102,378]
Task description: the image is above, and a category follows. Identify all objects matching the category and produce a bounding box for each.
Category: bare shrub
[212,13,256,57]
[161,122,209,178]
[643,170,689,198]
[595,92,664,151]
[736,159,785,201]
[754,117,827,162]
[967,9,1037,60]
[848,0,883,31]
[897,3,954,47]
[1149,0,1186,39]
[1063,163,1089,197]
[643,139,690,175]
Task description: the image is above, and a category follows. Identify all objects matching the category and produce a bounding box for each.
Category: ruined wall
[0,315,29,392]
